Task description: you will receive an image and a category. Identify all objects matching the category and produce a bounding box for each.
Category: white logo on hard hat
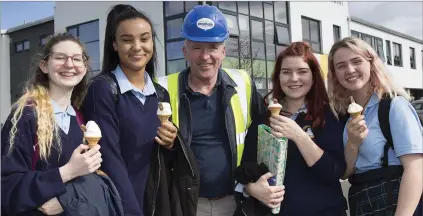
[196,18,215,30]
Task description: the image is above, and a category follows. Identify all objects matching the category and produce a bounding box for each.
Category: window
[351,30,360,38]
[276,25,289,45]
[250,2,263,18]
[166,19,183,40]
[218,2,236,12]
[361,33,373,47]
[374,38,384,62]
[393,42,402,66]
[15,42,23,52]
[274,1,288,24]
[223,13,239,36]
[386,40,392,65]
[264,3,273,21]
[40,35,51,46]
[15,40,30,53]
[251,19,264,40]
[410,47,416,69]
[67,20,100,76]
[333,25,341,42]
[302,16,321,53]
[165,1,184,17]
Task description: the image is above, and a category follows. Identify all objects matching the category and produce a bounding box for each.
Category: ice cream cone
[85,136,101,148]
[158,114,171,123]
[349,111,362,119]
[269,107,282,116]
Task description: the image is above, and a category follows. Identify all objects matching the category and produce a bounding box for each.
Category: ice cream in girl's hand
[268,98,282,116]
[84,121,102,147]
[348,96,363,118]
[157,102,172,123]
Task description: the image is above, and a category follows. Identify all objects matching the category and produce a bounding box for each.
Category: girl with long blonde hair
[327,37,422,216]
[1,33,102,215]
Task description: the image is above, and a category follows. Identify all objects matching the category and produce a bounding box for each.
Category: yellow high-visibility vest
[157,68,252,166]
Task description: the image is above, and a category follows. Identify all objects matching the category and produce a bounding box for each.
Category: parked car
[411,98,423,119]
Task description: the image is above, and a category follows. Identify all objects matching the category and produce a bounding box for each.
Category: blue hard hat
[181,4,229,43]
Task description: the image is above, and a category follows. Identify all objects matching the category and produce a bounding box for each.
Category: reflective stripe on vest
[157,68,252,166]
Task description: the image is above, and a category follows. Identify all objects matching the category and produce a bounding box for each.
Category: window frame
[393,42,402,67]
[410,47,416,69]
[333,25,341,42]
[39,34,51,46]
[351,30,360,38]
[386,40,392,65]
[301,16,322,53]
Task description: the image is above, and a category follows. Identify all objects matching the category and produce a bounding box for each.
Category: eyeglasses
[45,52,88,67]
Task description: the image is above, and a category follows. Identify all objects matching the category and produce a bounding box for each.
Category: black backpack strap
[378,94,398,213]
[378,95,394,167]
[97,73,120,104]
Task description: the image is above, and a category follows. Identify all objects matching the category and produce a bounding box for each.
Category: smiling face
[332,47,371,93]
[279,56,313,101]
[183,40,226,81]
[40,40,87,90]
[113,18,154,73]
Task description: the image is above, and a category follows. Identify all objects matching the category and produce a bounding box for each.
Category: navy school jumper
[1,106,83,216]
[81,77,161,216]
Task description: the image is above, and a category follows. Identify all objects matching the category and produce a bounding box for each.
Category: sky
[348,1,423,40]
[1,1,422,40]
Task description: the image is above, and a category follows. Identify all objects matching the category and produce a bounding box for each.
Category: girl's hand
[38,197,63,215]
[60,144,102,182]
[270,115,307,142]
[155,121,178,150]
[246,172,285,209]
[346,115,368,148]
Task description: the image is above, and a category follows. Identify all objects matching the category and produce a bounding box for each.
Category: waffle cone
[269,107,282,116]
[349,111,362,119]
[85,136,101,148]
[158,114,171,123]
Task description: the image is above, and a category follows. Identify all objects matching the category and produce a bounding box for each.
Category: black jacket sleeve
[81,78,142,216]
[1,107,66,215]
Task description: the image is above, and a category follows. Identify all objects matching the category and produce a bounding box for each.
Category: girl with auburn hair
[327,37,423,216]
[1,33,103,215]
[235,42,347,216]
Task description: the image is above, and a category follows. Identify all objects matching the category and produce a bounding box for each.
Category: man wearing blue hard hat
[157,4,266,216]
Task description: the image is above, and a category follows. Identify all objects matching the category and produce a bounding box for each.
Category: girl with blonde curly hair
[327,37,422,216]
[1,33,103,215]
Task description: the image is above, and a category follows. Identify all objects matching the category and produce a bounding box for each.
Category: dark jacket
[157,68,264,216]
[58,173,124,216]
[235,105,347,216]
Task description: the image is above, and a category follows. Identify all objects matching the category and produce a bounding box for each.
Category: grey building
[7,16,54,104]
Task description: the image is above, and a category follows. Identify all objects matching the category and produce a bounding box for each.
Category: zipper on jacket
[151,146,161,216]
[222,87,237,177]
[180,94,195,177]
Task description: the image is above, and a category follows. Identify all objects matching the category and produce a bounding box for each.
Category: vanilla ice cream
[84,121,102,138]
[268,99,282,116]
[157,102,172,123]
[348,96,363,118]
[157,102,172,116]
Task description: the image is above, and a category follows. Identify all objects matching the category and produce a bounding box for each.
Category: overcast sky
[348,1,423,40]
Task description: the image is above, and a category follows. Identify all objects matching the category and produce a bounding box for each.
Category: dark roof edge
[6,16,54,34]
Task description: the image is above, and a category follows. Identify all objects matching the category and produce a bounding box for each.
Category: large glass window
[410,47,416,69]
[351,30,360,38]
[302,16,321,53]
[162,1,291,96]
[67,20,100,77]
[361,33,373,47]
[386,40,392,65]
[393,42,402,67]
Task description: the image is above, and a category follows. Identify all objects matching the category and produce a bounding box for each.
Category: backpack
[31,108,85,170]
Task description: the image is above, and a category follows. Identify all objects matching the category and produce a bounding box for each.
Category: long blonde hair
[8,33,90,162]
[327,37,410,115]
